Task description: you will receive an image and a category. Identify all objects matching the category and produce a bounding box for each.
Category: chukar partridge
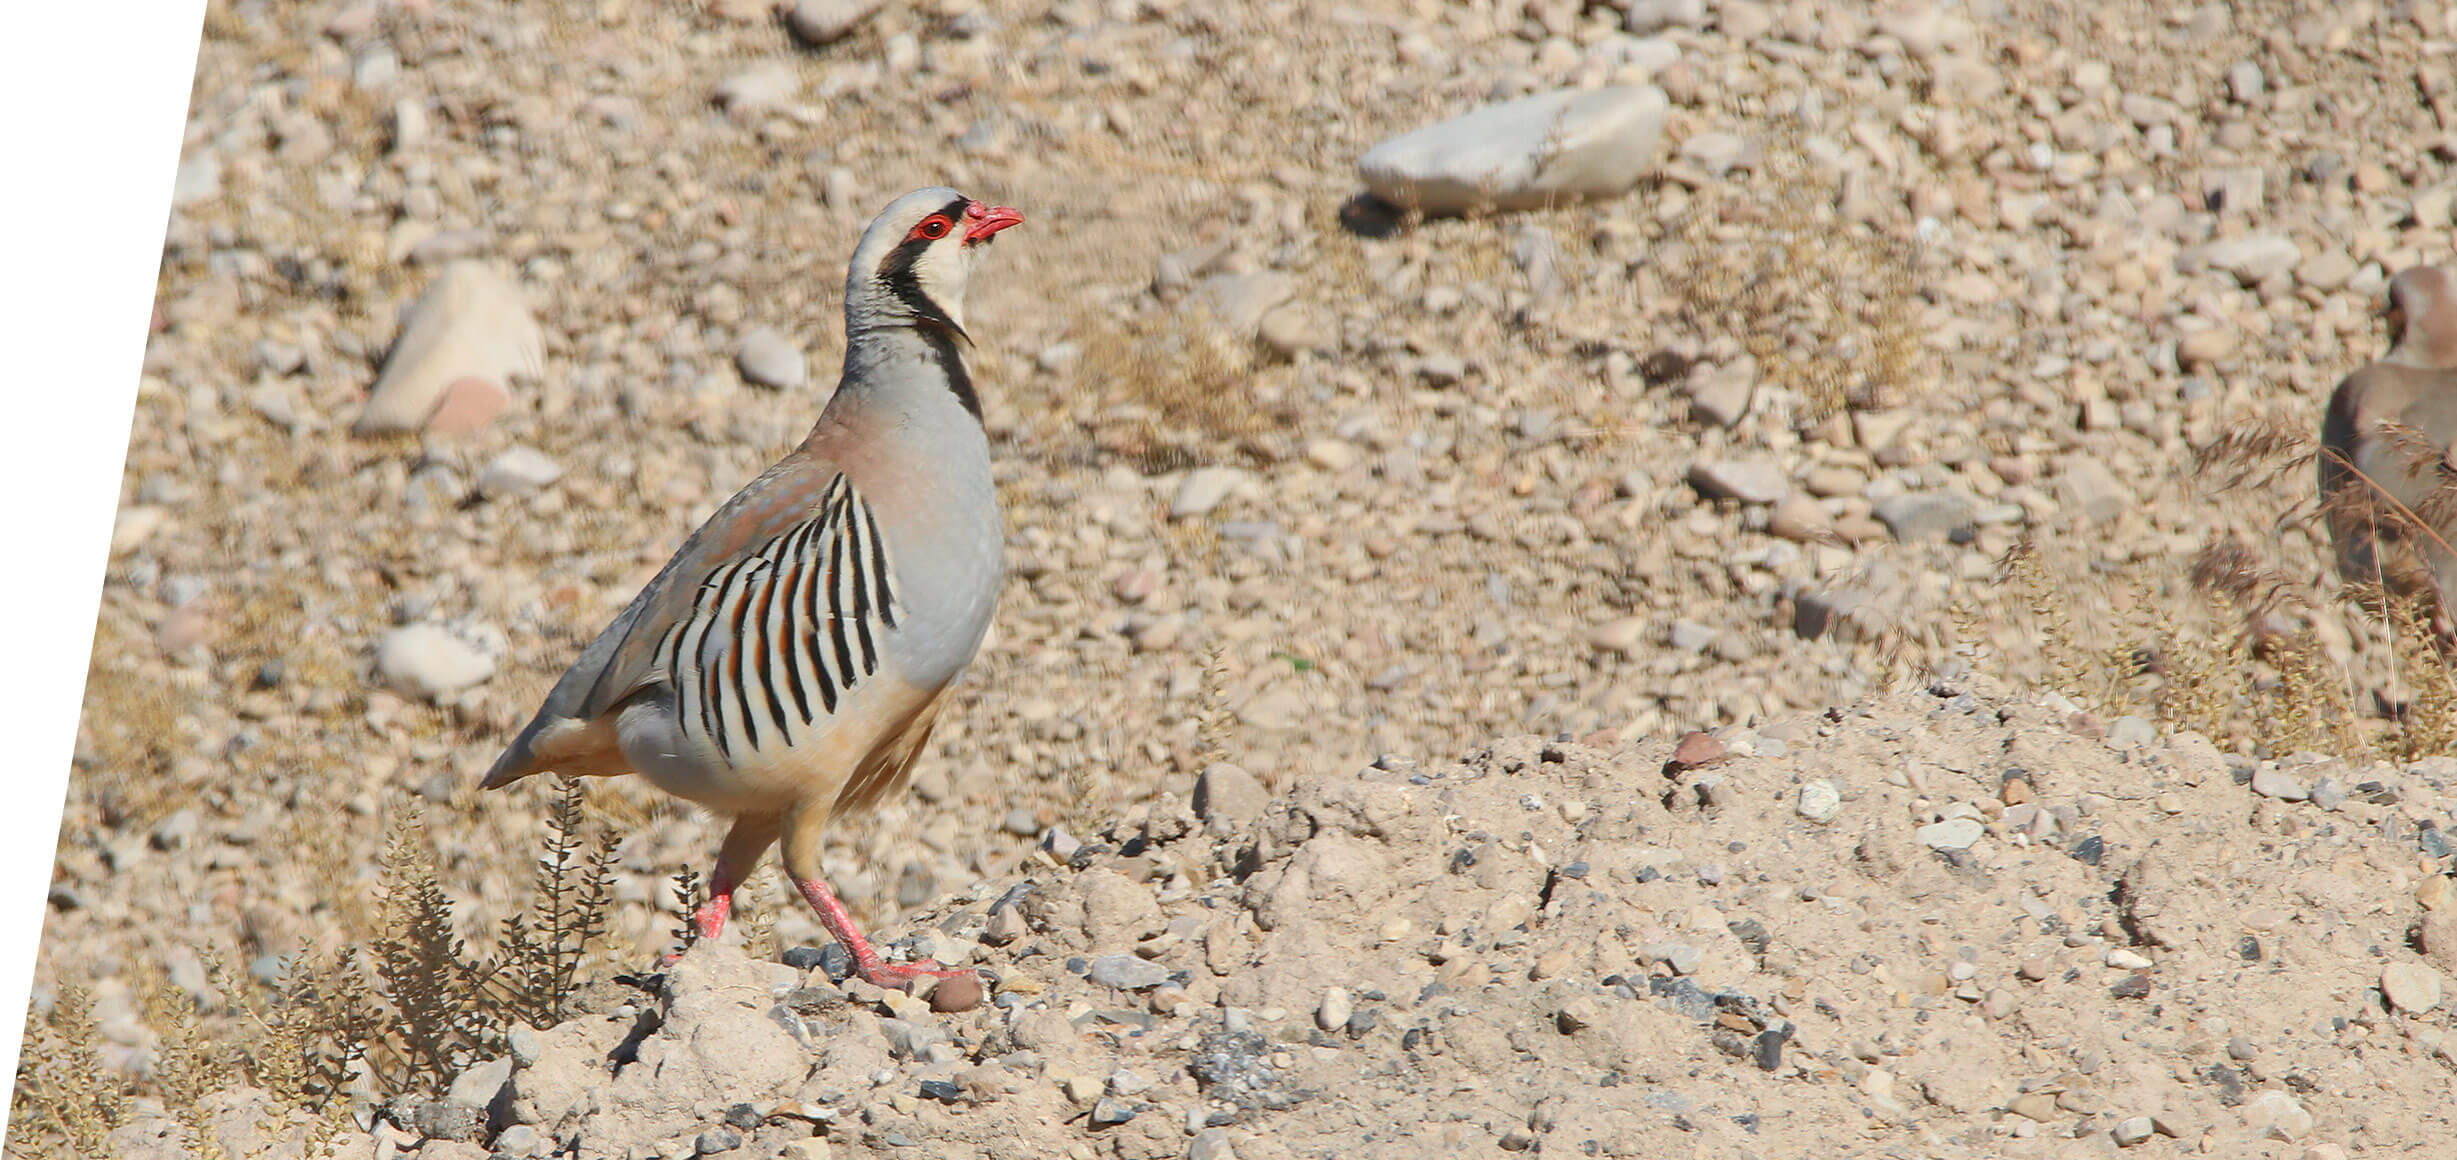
[2319,263,2457,632]
[481,187,1022,997]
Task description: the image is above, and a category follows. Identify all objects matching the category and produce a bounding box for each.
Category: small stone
[476,446,564,499]
[2176,327,2237,368]
[2244,1090,2312,1140]
[172,150,222,206]
[2111,1116,2155,1146]
[929,972,984,1013]
[695,1127,743,1154]
[1670,732,1726,768]
[2226,61,2265,102]
[1357,86,1671,214]
[1768,495,1831,542]
[1686,459,1789,505]
[2382,962,2444,1014]
[374,624,496,701]
[2250,767,2309,801]
[735,326,809,390]
[1087,954,1172,991]
[1873,492,1979,542]
[1588,616,1650,658]
[1193,763,1269,829]
[715,63,800,119]
[1797,780,1840,824]
[2196,235,2301,285]
[787,0,881,45]
[1917,817,1984,851]
[1088,1098,1137,1126]
[2009,1092,2060,1122]
[1258,304,1331,359]
[1171,467,1249,519]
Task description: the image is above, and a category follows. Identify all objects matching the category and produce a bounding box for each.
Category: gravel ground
[29,0,2457,1156]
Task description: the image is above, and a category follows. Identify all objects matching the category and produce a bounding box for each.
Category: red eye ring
[915,216,951,240]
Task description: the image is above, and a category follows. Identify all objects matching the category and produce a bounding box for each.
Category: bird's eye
[917,216,951,240]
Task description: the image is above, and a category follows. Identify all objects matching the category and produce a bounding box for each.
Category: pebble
[1356,86,1669,213]
[2244,1090,2312,1140]
[715,64,800,119]
[2250,768,2309,801]
[1687,459,1789,505]
[735,326,809,390]
[353,261,543,437]
[2196,235,2301,285]
[1796,780,1841,823]
[787,0,880,45]
[2382,963,2443,1014]
[1316,987,1353,1031]
[1916,817,1984,851]
[1873,492,1978,542]
[1089,1098,1137,1126]
[1172,467,1249,519]
[1087,954,1172,991]
[477,446,565,499]
[2110,1116,2155,1146]
[1193,763,1269,829]
[373,624,497,701]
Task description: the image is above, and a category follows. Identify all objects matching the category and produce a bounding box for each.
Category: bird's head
[843,186,1024,342]
[2385,263,2457,369]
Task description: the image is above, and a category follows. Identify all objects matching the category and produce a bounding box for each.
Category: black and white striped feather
[659,475,904,764]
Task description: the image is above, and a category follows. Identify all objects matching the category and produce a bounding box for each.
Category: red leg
[661,816,779,968]
[793,874,978,993]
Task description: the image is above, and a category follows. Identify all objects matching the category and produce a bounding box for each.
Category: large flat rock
[1357,86,1669,214]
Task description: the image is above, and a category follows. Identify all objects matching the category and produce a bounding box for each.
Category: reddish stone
[1670,731,1726,769]
[424,376,508,435]
[926,972,984,1013]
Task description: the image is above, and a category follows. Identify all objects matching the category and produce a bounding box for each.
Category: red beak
[964,202,1024,244]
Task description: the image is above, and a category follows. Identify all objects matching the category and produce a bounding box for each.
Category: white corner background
[0,1,208,1122]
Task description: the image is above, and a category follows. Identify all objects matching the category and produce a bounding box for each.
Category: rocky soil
[29,0,2457,1156]
[102,679,2457,1158]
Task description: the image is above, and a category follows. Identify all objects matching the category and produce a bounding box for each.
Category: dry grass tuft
[1075,312,1291,474]
[1657,125,1923,429]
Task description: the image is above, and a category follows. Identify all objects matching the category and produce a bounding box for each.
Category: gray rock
[353,261,543,436]
[1089,1097,1138,1126]
[1357,86,1670,214]
[1187,272,1296,337]
[1087,954,1172,991]
[1193,763,1269,829]
[2383,962,2443,1014]
[1793,586,1873,642]
[1667,620,1716,653]
[1171,467,1250,519]
[879,1017,950,1059]
[788,0,881,45]
[1257,304,1332,359]
[1687,367,1755,428]
[2195,234,2301,285]
[715,63,801,119]
[171,151,221,207]
[1622,0,1708,34]
[1636,942,1703,975]
[373,624,497,701]
[1678,131,1756,177]
[2056,458,2132,524]
[1687,459,1789,505]
[2226,61,2264,103]
[1873,492,1979,541]
[494,1124,542,1156]
[1797,780,1841,823]
[735,326,809,390]
[1917,817,1984,851]
[2249,767,2308,802]
[477,446,565,499]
